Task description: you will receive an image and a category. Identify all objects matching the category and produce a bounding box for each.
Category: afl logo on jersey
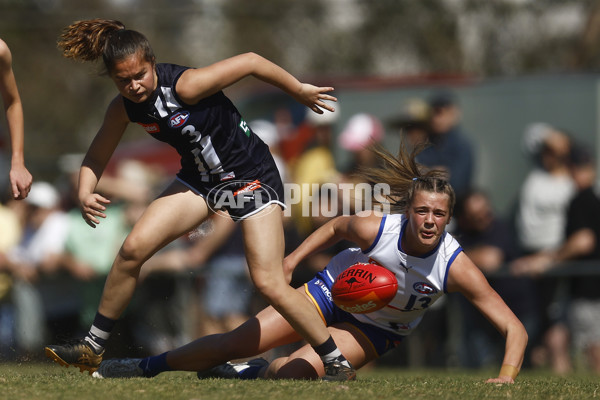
[169,111,190,128]
[413,282,437,295]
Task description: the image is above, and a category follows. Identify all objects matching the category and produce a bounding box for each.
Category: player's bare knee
[254,281,290,308]
[117,234,150,266]
[262,357,286,379]
[251,272,286,297]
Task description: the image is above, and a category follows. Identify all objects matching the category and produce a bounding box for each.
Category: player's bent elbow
[242,52,263,69]
[243,51,260,60]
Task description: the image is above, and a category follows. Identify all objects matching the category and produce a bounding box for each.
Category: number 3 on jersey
[182,124,223,173]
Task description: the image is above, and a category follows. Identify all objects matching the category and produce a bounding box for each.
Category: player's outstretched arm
[176,52,336,114]
[78,96,129,228]
[447,252,528,384]
[284,211,382,278]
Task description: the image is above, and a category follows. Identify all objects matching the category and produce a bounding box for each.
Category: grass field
[0,362,598,400]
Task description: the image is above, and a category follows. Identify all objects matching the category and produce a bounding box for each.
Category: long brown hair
[57,19,155,74]
[357,141,456,215]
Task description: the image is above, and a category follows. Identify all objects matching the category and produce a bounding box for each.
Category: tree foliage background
[2,0,600,179]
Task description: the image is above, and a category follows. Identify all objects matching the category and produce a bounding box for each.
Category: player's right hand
[80,192,111,228]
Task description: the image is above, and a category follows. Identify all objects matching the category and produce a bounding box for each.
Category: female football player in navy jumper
[93,143,527,384]
[44,18,355,381]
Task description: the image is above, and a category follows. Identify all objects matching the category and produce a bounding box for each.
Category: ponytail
[58,19,125,62]
[58,19,155,74]
[356,140,455,215]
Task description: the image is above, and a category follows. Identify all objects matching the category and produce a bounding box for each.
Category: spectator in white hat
[336,113,384,220]
[338,113,384,171]
[249,119,288,183]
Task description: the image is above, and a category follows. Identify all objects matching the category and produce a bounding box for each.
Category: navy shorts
[176,153,285,220]
[304,268,403,357]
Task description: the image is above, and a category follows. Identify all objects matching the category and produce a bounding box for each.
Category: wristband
[499,364,519,379]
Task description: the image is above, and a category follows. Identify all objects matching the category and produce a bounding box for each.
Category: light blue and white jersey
[326,214,462,336]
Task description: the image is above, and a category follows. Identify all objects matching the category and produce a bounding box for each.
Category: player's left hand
[296,83,337,115]
[486,376,515,384]
[80,192,111,228]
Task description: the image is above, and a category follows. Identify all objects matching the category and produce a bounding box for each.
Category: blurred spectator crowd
[0,90,599,376]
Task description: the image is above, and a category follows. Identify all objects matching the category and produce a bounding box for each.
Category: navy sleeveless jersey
[122,63,270,180]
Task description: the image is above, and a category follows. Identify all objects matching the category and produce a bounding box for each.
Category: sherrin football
[332,263,398,314]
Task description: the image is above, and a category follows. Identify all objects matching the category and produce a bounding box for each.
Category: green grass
[0,363,598,400]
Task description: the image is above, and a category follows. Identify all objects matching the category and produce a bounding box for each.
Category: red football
[331,263,398,314]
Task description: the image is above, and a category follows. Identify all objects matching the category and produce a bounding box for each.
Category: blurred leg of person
[202,254,252,334]
[12,279,45,354]
[569,298,600,374]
